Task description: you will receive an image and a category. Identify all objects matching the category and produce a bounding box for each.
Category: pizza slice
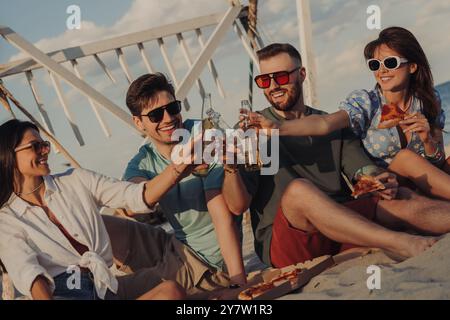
[237,256,335,300]
[378,103,405,129]
[238,282,276,300]
[351,175,385,198]
[238,267,304,300]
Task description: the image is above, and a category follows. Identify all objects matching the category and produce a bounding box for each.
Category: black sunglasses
[15,140,51,153]
[140,100,182,123]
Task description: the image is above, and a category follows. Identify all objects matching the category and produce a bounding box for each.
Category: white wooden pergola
[0,0,316,300]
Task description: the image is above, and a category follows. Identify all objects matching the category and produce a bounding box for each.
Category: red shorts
[270,197,379,268]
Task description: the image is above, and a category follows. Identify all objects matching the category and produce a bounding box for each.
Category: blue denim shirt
[339,87,445,167]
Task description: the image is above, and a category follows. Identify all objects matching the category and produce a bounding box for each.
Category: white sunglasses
[367,56,409,71]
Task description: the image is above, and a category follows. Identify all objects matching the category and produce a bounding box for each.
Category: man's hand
[374,171,399,200]
[239,108,279,131]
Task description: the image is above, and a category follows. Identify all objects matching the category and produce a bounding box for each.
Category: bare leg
[137,281,186,300]
[281,179,437,258]
[376,187,450,235]
[388,149,450,200]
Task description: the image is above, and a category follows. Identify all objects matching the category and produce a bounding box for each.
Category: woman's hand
[400,113,432,144]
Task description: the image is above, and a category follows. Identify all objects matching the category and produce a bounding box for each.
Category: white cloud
[266,0,290,14]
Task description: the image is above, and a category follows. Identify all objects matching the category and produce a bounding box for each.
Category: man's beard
[265,83,302,111]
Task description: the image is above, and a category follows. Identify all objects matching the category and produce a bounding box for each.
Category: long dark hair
[0,119,39,208]
[364,27,439,129]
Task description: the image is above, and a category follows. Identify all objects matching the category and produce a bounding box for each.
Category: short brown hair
[256,43,302,65]
[126,73,175,116]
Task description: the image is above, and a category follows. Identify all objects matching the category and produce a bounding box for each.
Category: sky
[1,0,450,178]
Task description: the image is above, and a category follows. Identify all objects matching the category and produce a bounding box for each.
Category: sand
[2,212,449,300]
[281,234,450,300]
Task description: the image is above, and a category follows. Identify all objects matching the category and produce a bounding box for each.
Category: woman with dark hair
[0,119,185,300]
[246,27,450,200]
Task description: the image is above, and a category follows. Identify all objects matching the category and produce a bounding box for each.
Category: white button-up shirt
[0,168,151,299]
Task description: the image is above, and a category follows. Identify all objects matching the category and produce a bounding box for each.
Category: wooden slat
[0,26,140,133]
[0,12,240,77]
[115,48,133,84]
[157,37,191,111]
[25,71,54,134]
[93,54,117,84]
[0,80,16,119]
[49,71,85,146]
[232,21,259,72]
[70,59,111,137]
[195,28,225,98]
[176,3,242,100]
[176,33,205,99]
[137,43,155,74]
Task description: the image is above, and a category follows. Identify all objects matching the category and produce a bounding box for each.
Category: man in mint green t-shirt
[123,73,250,287]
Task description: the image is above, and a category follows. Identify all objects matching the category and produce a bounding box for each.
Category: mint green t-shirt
[123,120,225,269]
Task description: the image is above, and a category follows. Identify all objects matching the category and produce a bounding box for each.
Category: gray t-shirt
[240,106,375,266]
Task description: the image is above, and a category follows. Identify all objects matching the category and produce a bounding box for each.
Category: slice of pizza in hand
[351,174,385,198]
[378,103,405,129]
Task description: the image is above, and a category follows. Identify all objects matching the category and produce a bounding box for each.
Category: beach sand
[2,212,449,300]
[281,234,450,300]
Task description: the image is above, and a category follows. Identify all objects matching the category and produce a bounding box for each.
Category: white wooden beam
[25,71,54,134]
[176,3,242,100]
[0,13,233,77]
[176,33,205,99]
[137,42,155,74]
[0,26,140,134]
[195,28,225,98]
[157,37,191,111]
[93,53,117,84]
[70,59,111,137]
[49,71,85,146]
[115,48,133,84]
[296,0,318,106]
[233,21,260,72]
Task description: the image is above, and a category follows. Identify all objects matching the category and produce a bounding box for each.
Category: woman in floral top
[246,27,450,200]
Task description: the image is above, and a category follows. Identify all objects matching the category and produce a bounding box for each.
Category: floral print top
[338,87,444,168]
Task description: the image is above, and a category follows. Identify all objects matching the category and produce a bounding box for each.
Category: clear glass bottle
[240,99,262,171]
[192,93,224,177]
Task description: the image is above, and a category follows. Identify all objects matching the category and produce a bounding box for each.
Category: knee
[160,281,186,300]
[393,148,421,163]
[283,179,316,202]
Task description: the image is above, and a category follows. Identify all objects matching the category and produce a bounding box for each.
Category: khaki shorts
[102,215,230,299]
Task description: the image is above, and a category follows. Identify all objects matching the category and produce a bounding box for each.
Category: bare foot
[393,234,438,259]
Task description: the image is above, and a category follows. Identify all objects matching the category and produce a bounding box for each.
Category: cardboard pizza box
[241,255,334,300]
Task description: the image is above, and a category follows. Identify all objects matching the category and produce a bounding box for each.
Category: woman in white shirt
[0,119,185,300]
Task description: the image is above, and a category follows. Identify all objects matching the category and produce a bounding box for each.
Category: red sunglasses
[254,67,300,89]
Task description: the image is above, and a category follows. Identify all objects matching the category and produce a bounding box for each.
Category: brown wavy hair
[364,27,439,129]
[0,119,39,208]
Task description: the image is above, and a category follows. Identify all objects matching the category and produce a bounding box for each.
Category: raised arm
[241,109,350,136]
[279,110,350,136]
[129,163,202,210]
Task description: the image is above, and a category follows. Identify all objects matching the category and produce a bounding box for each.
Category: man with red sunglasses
[235,43,439,269]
